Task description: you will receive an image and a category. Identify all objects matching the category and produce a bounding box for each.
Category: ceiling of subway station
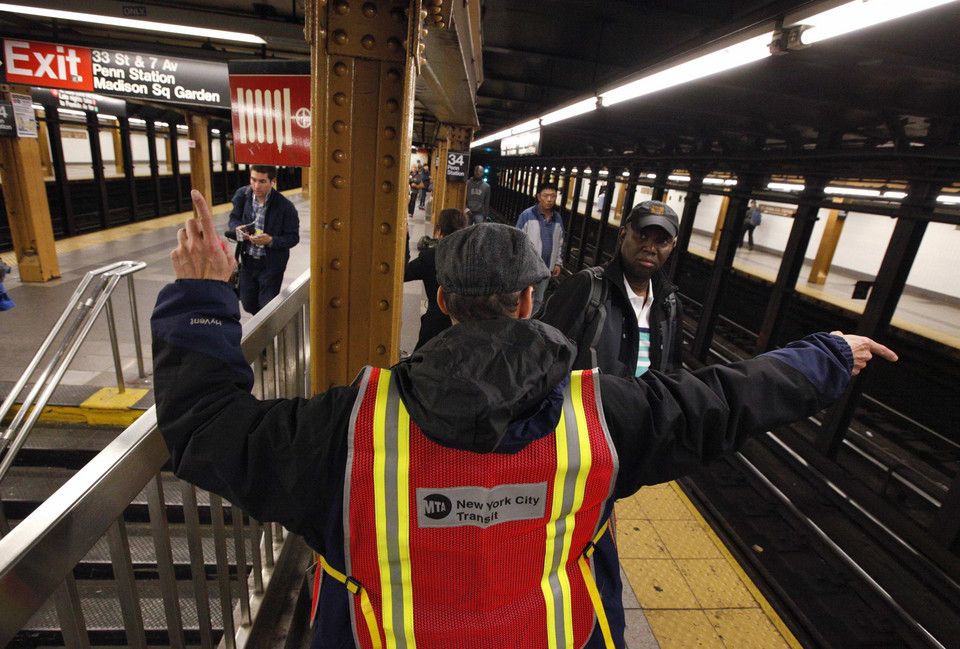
[2,0,959,180]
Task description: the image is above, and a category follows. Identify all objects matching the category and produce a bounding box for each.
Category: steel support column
[168,118,183,213]
[43,108,75,236]
[145,120,162,218]
[117,116,138,222]
[574,169,598,271]
[666,169,704,282]
[562,169,584,266]
[651,165,670,202]
[307,0,420,391]
[85,111,110,229]
[757,177,828,352]
[816,181,937,458]
[691,173,762,361]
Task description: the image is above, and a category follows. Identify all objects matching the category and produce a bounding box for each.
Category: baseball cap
[623,200,679,238]
[436,223,550,296]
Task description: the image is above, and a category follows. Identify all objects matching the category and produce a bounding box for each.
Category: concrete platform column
[0,99,60,282]
[306,0,422,390]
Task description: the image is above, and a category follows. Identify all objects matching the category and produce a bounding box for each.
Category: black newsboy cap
[436,223,550,296]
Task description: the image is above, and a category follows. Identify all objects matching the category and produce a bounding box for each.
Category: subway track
[678,307,960,649]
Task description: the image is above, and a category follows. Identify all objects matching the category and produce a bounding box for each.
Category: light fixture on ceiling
[785,0,959,46]
[472,0,959,150]
[600,33,773,107]
[0,3,267,44]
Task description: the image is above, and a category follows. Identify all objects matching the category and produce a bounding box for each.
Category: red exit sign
[3,39,94,91]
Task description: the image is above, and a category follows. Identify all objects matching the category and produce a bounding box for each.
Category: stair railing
[0,261,147,485]
[0,268,311,649]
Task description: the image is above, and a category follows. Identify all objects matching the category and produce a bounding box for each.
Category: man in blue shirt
[516,182,564,313]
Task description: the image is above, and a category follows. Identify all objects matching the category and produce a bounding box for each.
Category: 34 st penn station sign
[0,39,229,108]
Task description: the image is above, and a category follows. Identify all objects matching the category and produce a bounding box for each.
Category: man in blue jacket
[153,191,895,649]
[516,182,564,313]
[228,164,300,314]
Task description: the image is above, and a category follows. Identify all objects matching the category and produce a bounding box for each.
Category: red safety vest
[321,367,619,649]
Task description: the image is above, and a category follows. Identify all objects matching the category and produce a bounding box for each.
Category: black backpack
[579,266,678,373]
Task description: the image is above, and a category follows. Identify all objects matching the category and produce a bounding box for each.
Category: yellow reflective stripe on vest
[578,520,615,649]
[319,556,383,649]
[372,369,417,649]
[541,370,594,649]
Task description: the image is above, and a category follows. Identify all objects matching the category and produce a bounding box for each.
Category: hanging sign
[0,101,15,137]
[1,38,230,108]
[446,151,470,182]
[229,60,311,167]
[11,93,37,137]
[31,88,127,116]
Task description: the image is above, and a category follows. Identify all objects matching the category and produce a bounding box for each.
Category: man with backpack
[540,200,684,377]
[740,199,762,251]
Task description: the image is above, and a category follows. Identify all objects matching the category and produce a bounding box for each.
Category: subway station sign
[0,39,230,108]
[229,60,311,167]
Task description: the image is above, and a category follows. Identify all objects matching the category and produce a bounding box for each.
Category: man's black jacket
[540,253,684,377]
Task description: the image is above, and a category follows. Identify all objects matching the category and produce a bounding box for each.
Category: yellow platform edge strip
[6,401,147,428]
[669,480,804,649]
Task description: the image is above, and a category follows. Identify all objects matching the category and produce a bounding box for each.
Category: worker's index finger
[191,189,218,239]
[871,340,899,362]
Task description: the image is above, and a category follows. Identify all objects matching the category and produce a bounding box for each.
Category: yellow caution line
[669,481,804,649]
[6,387,149,427]
[1,187,302,267]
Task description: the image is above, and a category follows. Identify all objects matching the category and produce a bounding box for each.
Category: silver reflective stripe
[344,366,374,649]
[380,373,411,648]
[544,375,590,647]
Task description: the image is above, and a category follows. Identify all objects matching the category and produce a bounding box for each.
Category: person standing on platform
[540,200,684,378]
[407,163,423,217]
[740,199,762,250]
[404,208,468,349]
[418,161,431,211]
[465,164,491,225]
[516,182,564,313]
[227,165,300,315]
[153,195,897,649]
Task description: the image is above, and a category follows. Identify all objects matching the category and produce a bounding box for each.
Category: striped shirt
[623,275,654,376]
[248,194,269,258]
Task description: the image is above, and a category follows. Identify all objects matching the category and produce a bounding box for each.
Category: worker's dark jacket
[540,253,683,377]
[227,186,300,272]
[152,279,853,649]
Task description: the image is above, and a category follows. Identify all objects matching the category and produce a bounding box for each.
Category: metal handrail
[0,268,311,649]
[0,261,146,484]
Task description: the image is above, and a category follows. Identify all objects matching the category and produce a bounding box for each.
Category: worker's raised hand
[171,190,237,281]
[832,331,898,376]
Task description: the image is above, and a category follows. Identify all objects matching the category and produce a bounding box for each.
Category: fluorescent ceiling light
[825,186,881,197]
[541,98,596,126]
[937,195,960,204]
[600,33,772,107]
[669,174,691,182]
[646,173,657,179]
[703,177,727,185]
[789,0,958,46]
[882,191,907,200]
[768,181,805,192]
[0,3,266,44]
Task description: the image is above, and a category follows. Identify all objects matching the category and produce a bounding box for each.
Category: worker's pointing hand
[171,190,237,281]
[831,331,898,376]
